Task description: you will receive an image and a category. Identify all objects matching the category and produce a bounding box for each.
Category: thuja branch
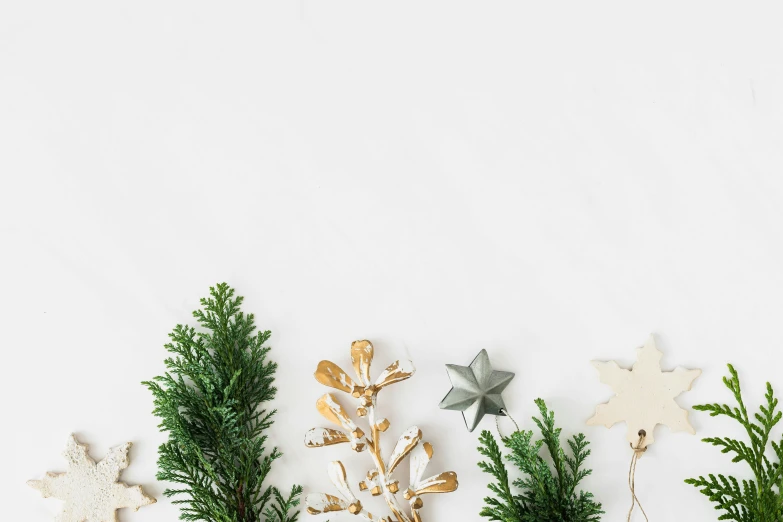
[685,364,783,522]
[304,340,458,522]
[143,283,301,522]
[478,399,602,522]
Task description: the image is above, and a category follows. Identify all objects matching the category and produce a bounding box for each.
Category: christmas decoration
[305,340,458,522]
[587,334,700,521]
[28,434,156,522]
[477,399,603,522]
[587,335,701,448]
[143,283,301,522]
[685,364,783,521]
[439,349,515,432]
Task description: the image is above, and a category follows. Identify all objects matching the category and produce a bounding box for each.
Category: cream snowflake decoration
[28,434,156,522]
[587,335,701,448]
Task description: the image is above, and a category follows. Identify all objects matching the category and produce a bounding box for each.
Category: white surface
[3,2,783,521]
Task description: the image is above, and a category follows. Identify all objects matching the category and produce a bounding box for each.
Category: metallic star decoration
[439,349,515,432]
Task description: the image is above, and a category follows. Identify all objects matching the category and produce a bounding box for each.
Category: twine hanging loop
[495,408,520,438]
[627,429,649,522]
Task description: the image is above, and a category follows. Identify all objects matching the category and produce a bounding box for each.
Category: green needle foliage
[143,283,301,522]
[685,364,783,521]
[477,398,603,522]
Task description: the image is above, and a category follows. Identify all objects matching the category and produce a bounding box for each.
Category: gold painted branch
[304,340,458,522]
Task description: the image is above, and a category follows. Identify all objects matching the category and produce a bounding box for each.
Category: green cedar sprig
[143,283,300,522]
[685,364,783,521]
[478,398,603,522]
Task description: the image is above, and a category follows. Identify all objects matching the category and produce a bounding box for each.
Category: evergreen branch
[144,283,300,522]
[478,430,523,521]
[478,399,602,522]
[263,485,302,522]
[686,364,783,522]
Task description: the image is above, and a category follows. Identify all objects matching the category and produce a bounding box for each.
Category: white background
[3,2,783,521]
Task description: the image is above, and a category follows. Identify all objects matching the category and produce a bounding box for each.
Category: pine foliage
[143,283,301,522]
[685,364,783,521]
[478,399,602,522]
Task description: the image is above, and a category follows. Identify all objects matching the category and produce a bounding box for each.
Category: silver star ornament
[439,349,515,432]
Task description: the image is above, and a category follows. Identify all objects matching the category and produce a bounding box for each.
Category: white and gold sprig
[305,340,458,522]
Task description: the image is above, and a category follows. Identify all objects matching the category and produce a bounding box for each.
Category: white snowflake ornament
[28,434,156,522]
[587,335,701,448]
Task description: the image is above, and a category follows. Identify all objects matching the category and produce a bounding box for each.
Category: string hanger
[494,408,520,438]
[628,429,649,522]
